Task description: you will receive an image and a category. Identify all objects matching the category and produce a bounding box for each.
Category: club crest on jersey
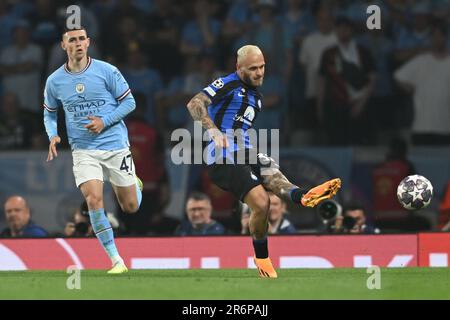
[75,83,85,93]
[212,78,224,89]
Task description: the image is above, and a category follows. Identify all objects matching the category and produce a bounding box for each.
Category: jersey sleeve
[107,65,131,102]
[202,77,237,104]
[43,78,59,112]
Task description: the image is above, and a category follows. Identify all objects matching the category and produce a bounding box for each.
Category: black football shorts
[207,163,263,201]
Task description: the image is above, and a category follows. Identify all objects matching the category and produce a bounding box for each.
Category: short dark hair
[62,26,87,39]
[186,191,211,203]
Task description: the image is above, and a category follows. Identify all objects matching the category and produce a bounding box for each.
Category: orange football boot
[254,256,278,278]
[301,178,342,207]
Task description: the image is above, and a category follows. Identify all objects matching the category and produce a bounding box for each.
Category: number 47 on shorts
[120,154,133,173]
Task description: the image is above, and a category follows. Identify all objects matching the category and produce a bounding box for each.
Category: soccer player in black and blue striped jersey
[187,45,341,278]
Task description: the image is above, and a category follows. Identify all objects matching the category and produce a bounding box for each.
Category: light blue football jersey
[43,57,134,150]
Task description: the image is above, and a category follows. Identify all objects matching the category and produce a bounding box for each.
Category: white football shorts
[72,148,136,187]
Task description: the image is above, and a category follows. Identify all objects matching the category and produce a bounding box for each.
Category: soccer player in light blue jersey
[43,27,142,274]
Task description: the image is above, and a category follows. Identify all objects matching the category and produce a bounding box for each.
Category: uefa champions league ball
[397,175,433,210]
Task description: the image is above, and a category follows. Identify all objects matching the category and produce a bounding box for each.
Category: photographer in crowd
[317,200,379,234]
[64,201,93,237]
[64,201,120,237]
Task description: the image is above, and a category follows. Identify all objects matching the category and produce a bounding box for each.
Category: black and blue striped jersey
[202,72,263,165]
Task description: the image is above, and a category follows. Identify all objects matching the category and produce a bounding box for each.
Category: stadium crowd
[0,0,449,236]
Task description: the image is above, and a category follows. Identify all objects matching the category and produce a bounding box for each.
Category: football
[397,175,433,210]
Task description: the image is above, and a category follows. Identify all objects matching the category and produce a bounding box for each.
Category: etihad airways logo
[66,99,106,113]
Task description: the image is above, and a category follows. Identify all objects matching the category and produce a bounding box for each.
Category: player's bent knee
[245,186,270,219]
[85,194,103,210]
[121,201,139,214]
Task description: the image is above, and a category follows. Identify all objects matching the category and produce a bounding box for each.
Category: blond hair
[237,45,263,65]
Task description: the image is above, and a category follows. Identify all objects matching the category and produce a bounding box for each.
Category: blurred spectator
[372,138,416,213]
[144,0,183,81]
[393,2,433,65]
[234,0,293,80]
[200,167,238,230]
[119,93,175,235]
[332,201,379,234]
[64,200,93,237]
[0,1,19,52]
[65,200,121,237]
[358,25,397,143]
[0,92,39,150]
[222,0,259,48]
[183,53,223,96]
[175,192,226,236]
[317,16,376,145]
[282,0,316,50]
[162,54,223,134]
[1,195,48,237]
[394,19,450,145]
[0,20,43,114]
[161,57,197,132]
[241,193,297,235]
[89,0,116,29]
[122,45,164,128]
[27,0,60,47]
[299,5,337,132]
[180,0,222,58]
[439,181,450,231]
[253,72,286,133]
[103,13,145,64]
[267,192,297,234]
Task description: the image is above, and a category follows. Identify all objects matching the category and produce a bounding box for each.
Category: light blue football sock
[135,180,142,208]
[89,209,120,263]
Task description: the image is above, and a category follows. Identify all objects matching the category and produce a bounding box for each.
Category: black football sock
[289,187,307,203]
[253,238,268,259]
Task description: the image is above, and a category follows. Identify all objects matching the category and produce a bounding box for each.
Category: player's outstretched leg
[257,155,341,208]
[245,185,278,278]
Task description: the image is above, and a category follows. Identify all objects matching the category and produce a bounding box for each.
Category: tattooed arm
[187,92,229,148]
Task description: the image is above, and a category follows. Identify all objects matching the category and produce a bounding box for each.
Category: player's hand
[47,135,61,162]
[85,116,105,134]
[208,128,229,148]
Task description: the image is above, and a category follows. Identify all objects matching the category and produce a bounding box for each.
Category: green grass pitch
[0,268,449,299]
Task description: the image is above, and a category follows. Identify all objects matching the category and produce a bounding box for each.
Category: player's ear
[86,37,90,48]
[61,40,66,51]
[236,62,242,75]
